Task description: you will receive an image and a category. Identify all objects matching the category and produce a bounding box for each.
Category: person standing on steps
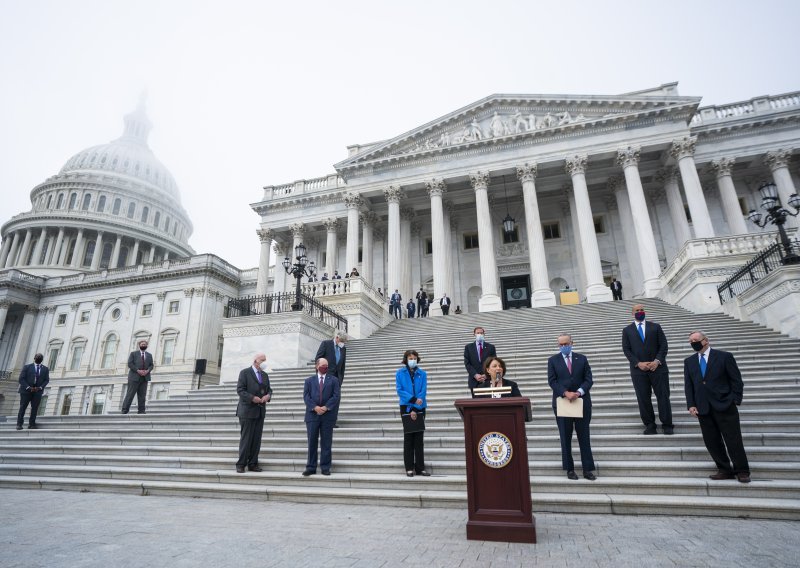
[302,357,341,476]
[390,289,402,319]
[122,339,153,414]
[315,332,347,428]
[610,278,623,301]
[440,292,451,315]
[416,287,427,318]
[395,349,429,477]
[235,353,272,473]
[16,353,49,430]
[464,326,496,397]
[621,303,674,435]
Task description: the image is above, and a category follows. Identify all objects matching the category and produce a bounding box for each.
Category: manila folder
[556,397,584,418]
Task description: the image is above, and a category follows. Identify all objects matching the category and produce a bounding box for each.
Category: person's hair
[557,333,572,343]
[34,353,44,361]
[473,326,485,334]
[688,330,707,340]
[632,304,645,312]
[483,356,506,375]
[402,350,421,365]
[334,331,348,341]
[315,357,328,367]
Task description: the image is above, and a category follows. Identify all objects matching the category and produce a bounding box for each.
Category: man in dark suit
[302,357,341,476]
[684,331,750,483]
[17,353,49,430]
[315,332,347,385]
[122,339,154,414]
[464,326,497,397]
[547,333,596,480]
[390,289,402,319]
[440,293,451,315]
[235,352,272,473]
[610,278,623,301]
[416,287,427,317]
[621,303,674,435]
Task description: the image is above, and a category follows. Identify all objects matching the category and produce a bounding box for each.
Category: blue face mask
[559,345,572,356]
[407,359,418,369]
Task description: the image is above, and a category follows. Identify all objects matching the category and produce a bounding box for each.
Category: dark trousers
[416,301,423,316]
[698,403,750,474]
[306,417,335,472]
[631,371,673,428]
[122,377,148,413]
[612,290,622,300]
[441,304,450,315]
[17,391,43,427]
[554,410,595,472]
[392,304,401,318]
[403,431,425,472]
[237,415,265,467]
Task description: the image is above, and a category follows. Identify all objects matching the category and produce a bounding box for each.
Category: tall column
[708,157,748,235]
[4,231,21,267]
[44,232,57,265]
[57,233,71,266]
[383,186,405,298]
[147,246,156,263]
[323,218,339,278]
[256,228,274,295]
[343,194,363,276]
[10,307,37,371]
[71,229,85,268]
[426,179,447,315]
[610,176,643,295]
[764,149,799,229]
[90,231,104,270]
[0,233,12,266]
[617,146,663,297]
[30,229,46,266]
[110,235,123,269]
[399,208,414,302]
[469,171,502,311]
[517,163,556,306]
[563,194,586,295]
[565,155,613,303]
[360,211,376,286]
[442,202,455,303]
[129,240,140,266]
[272,240,288,294]
[671,136,715,238]
[17,229,33,266]
[656,168,692,247]
[0,300,10,342]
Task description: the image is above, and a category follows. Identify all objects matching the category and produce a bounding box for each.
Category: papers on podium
[556,396,583,418]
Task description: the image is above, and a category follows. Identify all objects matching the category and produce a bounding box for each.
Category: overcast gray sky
[1,0,798,269]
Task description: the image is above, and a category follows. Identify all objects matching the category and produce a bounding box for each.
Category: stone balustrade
[691,90,800,125]
[263,174,345,200]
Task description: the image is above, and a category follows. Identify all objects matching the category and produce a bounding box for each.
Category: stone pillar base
[585,285,614,303]
[641,278,665,298]
[531,289,557,307]
[478,294,503,312]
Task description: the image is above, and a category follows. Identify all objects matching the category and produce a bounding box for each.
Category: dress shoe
[15,425,23,431]
[567,470,578,480]
[736,473,751,484]
[663,426,674,435]
[709,470,736,480]
[583,472,597,481]
[333,424,339,429]
[302,470,315,477]
[28,424,38,429]
[416,470,431,477]
[643,425,657,435]
[121,410,129,415]
[236,466,245,473]
[248,465,263,472]
[321,471,331,476]
[137,411,146,415]
[406,470,414,477]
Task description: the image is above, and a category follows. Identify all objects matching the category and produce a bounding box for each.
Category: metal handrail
[225,292,348,333]
[717,239,799,304]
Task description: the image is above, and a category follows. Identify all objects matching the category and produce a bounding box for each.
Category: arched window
[69,338,87,371]
[56,193,64,209]
[164,218,170,233]
[46,195,53,209]
[83,241,96,267]
[112,198,121,215]
[117,246,129,268]
[154,211,161,227]
[100,241,113,269]
[97,195,106,212]
[82,194,91,211]
[160,329,179,365]
[127,202,136,219]
[101,333,118,369]
[68,193,77,209]
[140,206,149,223]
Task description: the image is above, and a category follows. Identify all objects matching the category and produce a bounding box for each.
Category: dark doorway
[501,275,531,310]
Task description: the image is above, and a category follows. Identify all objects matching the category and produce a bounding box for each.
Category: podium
[454,397,536,543]
[559,288,579,305]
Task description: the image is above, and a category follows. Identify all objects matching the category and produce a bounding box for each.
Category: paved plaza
[0,488,797,567]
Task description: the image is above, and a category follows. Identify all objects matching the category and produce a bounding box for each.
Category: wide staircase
[1,299,799,519]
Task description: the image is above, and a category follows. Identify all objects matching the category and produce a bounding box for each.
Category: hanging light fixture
[502,175,516,234]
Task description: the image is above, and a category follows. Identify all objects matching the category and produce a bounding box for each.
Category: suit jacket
[18,363,50,394]
[684,348,743,415]
[303,373,341,422]
[621,321,669,375]
[236,366,272,419]
[315,339,346,382]
[390,292,402,305]
[464,341,497,389]
[475,377,522,398]
[127,350,154,381]
[610,281,622,292]
[440,296,451,307]
[547,352,593,410]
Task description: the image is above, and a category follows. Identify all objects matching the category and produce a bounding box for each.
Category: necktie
[255,370,262,384]
[637,323,645,343]
[319,377,324,404]
[35,365,40,384]
[566,356,572,374]
[700,353,707,377]
[478,343,483,361]
[141,352,147,370]
[335,345,341,364]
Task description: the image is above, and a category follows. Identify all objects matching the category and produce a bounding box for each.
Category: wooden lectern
[454,397,536,543]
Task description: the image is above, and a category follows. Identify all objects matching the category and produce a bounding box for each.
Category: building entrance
[501,275,531,309]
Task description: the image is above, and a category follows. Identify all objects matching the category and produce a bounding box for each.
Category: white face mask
[337,341,345,348]
[407,359,418,369]
[259,361,268,372]
[475,334,484,343]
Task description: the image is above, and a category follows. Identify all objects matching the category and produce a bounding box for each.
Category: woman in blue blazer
[395,349,429,477]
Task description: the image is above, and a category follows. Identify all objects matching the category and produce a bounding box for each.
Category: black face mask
[690,341,704,352]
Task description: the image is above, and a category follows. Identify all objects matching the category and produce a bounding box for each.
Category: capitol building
[2,82,799,414]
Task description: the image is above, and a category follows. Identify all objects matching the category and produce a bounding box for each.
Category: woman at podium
[395,350,430,477]
[483,357,522,397]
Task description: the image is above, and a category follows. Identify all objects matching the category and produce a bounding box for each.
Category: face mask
[634,311,646,322]
[140,345,147,351]
[560,345,572,356]
[691,341,704,352]
[475,334,484,343]
[407,359,418,369]
[259,361,268,371]
[337,341,345,348]
[318,366,329,375]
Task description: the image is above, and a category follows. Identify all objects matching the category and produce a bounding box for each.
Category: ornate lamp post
[747,182,800,265]
[282,242,317,311]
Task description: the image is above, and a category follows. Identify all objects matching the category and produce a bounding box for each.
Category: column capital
[469,171,490,190]
[654,167,679,184]
[443,200,455,216]
[94,299,103,309]
[425,178,447,197]
[650,187,666,204]
[410,221,422,234]
[0,299,10,309]
[323,218,340,232]
[516,163,538,183]
[130,295,140,305]
[616,145,641,168]
[184,288,196,297]
[289,222,305,239]
[565,154,588,176]
[709,157,735,178]
[383,185,406,203]
[360,210,378,226]
[400,207,415,222]
[670,135,697,160]
[256,228,275,243]
[604,194,618,211]
[764,149,792,172]
[156,292,167,301]
[24,306,39,315]
[343,193,365,209]
[606,175,623,193]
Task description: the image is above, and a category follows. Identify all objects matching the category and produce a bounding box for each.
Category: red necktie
[141,352,147,370]
[319,377,324,405]
[478,343,483,361]
[567,356,572,374]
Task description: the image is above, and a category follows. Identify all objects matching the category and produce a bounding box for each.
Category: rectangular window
[738,197,749,216]
[60,393,72,415]
[502,226,520,244]
[91,393,106,415]
[79,310,90,324]
[424,238,433,255]
[463,232,479,250]
[161,338,176,365]
[141,303,153,317]
[593,215,606,234]
[543,222,561,240]
[168,300,180,314]
[48,348,60,370]
[56,313,67,326]
[69,346,84,371]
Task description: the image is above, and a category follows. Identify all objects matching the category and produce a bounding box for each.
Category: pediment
[334,88,701,177]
